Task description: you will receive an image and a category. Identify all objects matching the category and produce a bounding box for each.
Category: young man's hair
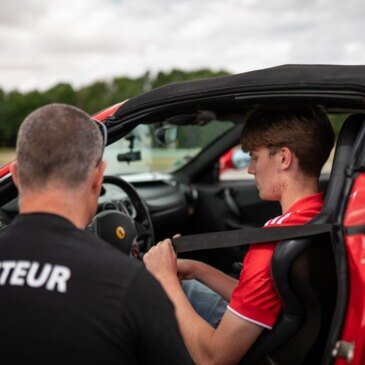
[241,104,335,177]
[16,103,103,190]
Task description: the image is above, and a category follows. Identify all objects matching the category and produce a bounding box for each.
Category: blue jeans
[182,279,228,328]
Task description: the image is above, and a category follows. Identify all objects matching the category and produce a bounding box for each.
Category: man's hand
[143,239,178,284]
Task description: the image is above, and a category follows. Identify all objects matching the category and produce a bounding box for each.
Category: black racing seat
[240,114,365,365]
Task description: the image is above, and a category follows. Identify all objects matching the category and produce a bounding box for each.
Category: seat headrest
[321,113,365,218]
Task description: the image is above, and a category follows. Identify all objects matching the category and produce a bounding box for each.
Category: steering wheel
[88,175,154,258]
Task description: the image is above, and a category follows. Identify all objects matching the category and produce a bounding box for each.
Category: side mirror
[154,125,178,145]
[232,149,250,169]
[219,148,250,172]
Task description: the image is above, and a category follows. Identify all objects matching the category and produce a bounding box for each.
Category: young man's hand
[177,259,199,281]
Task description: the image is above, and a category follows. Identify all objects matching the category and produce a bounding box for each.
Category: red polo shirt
[227,193,324,329]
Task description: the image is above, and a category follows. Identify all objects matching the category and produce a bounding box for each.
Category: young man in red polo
[144,104,335,364]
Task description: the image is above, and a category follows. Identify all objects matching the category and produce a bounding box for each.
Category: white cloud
[0,0,364,91]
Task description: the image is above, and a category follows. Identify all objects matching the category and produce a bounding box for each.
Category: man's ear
[10,161,20,188]
[91,161,107,194]
[279,147,293,170]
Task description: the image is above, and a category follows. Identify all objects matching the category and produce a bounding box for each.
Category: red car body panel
[336,173,365,364]
[0,102,126,179]
[92,101,125,121]
[0,164,11,178]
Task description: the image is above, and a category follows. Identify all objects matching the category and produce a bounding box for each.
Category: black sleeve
[120,267,193,365]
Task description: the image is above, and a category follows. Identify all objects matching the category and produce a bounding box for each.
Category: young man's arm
[144,241,264,365]
[177,259,238,302]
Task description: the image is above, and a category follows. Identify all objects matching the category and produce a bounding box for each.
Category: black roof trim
[115,64,365,120]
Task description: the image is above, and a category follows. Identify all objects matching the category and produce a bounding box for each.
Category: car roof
[115,64,365,120]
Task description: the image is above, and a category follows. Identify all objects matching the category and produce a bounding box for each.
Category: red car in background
[0,65,365,364]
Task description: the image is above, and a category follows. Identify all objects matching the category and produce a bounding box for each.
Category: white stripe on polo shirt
[277,212,292,224]
[264,211,295,227]
[270,216,281,225]
[226,305,273,330]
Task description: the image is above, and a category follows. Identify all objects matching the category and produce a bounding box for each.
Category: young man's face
[247,146,282,201]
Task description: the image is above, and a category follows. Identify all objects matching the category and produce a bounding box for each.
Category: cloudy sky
[1,0,364,92]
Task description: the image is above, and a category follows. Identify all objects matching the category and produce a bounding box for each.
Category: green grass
[0,148,16,167]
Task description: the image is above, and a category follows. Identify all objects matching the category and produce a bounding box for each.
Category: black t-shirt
[0,213,192,365]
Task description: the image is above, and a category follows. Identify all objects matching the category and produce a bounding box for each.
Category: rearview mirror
[117,151,141,163]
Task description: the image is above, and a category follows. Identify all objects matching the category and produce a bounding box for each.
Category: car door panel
[192,179,281,234]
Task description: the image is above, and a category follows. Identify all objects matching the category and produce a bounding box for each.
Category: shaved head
[16,103,103,191]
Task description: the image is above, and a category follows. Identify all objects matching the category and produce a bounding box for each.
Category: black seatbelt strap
[172,223,332,253]
[344,225,365,235]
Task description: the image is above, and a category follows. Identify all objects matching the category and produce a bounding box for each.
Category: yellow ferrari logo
[116,226,126,240]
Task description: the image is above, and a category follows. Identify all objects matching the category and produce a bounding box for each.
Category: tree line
[0,69,229,147]
[0,68,344,148]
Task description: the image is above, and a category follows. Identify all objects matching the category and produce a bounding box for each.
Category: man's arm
[178,259,238,302]
[144,241,264,365]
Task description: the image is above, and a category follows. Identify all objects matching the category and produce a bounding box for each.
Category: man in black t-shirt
[0,104,192,364]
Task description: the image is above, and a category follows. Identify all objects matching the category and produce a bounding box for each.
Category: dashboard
[0,178,194,242]
[99,180,192,241]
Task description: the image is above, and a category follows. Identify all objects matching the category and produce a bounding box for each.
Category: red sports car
[0,64,364,364]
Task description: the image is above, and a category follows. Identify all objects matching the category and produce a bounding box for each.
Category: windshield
[104,120,235,176]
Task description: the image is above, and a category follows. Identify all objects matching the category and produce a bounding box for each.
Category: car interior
[0,90,364,363]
